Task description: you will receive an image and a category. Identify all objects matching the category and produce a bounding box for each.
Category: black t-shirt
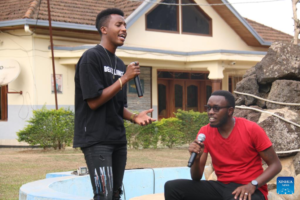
[73,45,127,148]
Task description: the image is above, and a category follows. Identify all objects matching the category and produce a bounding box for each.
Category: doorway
[157,71,212,119]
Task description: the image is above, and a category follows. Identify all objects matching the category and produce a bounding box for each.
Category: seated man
[165,90,282,200]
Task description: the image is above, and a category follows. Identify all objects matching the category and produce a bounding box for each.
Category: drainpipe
[47,0,58,110]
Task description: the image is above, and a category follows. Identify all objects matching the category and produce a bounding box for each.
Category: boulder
[204,164,213,180]
[268,189,286,200]
[264,156,295,191]
[256,92,268,108]
[258,109,300,157]
[208,171,217,181]
[243,67,256,78]
[234,106,262,123]
[255,42,300,84]
[235,74,259,106]
[293,152,300,175]
[266,80,300,110]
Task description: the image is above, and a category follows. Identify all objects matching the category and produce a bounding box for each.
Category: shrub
[17,106,74,149]
[174,109,209,143]
[125,121,159,149]
[156,118,185,148]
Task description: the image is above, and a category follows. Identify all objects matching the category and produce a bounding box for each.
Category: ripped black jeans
[81,144,127,200]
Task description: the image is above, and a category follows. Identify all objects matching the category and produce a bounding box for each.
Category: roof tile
[245,18,293,42]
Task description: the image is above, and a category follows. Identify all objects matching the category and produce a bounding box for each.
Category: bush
[156,118,185,148]
[174,109,209,143]
[125,121,159,149]
[17,106,74,149]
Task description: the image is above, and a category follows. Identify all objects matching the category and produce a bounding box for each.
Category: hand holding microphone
[187,133,206,167]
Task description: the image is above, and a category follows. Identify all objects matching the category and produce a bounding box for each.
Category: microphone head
[197,133,206,142]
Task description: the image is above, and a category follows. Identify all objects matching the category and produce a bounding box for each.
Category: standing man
[165,90,282,200]
[74,8,156,200]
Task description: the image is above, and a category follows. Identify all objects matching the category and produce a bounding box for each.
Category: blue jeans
[82,144,127,200]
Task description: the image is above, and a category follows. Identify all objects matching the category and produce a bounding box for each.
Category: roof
[0,0,293,45]
[245,18,293,43]
[0,0,142,25]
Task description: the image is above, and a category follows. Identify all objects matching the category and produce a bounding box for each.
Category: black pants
[165,179,265,200]
[82,144,127,200]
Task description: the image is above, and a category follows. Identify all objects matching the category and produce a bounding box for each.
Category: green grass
[0,147,190,200]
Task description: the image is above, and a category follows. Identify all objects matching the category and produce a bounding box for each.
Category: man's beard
[209,115,228,128]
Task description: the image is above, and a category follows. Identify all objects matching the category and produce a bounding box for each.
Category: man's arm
[123,107,156,126]
[189,140,207,181]
[256,146,282,187]
[87,62,139,110]
[232,146,282,199]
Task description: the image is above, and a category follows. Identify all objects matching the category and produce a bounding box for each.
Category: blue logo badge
[277,176,294,194]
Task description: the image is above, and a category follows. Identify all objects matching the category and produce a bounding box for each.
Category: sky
[228,0,299,36]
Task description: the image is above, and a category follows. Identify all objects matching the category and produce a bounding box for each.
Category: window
[182,0,212,35]
[146,0,179,32]
[0,86,8,120]
[146,0,212,36]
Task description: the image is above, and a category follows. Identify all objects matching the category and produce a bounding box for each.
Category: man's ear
[228,107,234,116]
[100,26,107,35]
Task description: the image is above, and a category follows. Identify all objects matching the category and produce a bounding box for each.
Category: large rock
[243,67,256,78]
[258,108,300,157]
[268,190,286,200]
[234,106,262,123]
[255,42,300,84]
[264,156,295,191]
[235,74,259,106]
[293,152,300,175]
[256,92,268,108]
[266,80,300,110]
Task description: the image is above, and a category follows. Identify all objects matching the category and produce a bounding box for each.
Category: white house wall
[0,30,89,146]
[125,0,267,52]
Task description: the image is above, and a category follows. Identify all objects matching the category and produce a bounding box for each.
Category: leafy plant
[174,109,209,143]
[156,118,185,148]
[17,106,74,149]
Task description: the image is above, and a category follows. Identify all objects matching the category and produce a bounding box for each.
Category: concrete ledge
[19,176,92,200]
[19,167,204,200]
[130,193,164,200]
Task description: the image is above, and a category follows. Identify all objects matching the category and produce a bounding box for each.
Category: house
[0,0,293,146]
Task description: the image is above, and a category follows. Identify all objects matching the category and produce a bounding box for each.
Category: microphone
[187,133,206,167]
[134,62,143,97]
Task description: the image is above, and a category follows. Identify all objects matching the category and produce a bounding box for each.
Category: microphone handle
[187,152,197,167]
[134,75,143,97]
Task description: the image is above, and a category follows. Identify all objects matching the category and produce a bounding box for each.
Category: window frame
[0,85,8,121]
[145,0,180,34]
[181,0,213,36]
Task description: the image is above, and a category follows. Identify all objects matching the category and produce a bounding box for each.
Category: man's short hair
[211,90,235,109]
[95,8,124,35]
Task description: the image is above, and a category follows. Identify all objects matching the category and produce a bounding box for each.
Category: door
[158,80,169,119]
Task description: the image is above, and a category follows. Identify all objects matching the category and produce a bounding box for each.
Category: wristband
[130,113,137,123]
[118,78,122,90]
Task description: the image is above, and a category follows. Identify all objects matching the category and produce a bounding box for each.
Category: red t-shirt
[197,117,272,200]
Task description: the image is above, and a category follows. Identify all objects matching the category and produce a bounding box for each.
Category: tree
[292,0,300,44]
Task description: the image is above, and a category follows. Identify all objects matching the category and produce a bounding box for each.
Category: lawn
[0,147,191,200]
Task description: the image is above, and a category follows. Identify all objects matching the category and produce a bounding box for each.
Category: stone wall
[127,67,152,113]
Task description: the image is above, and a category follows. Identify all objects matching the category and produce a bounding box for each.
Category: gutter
[52,45,267,56]
[0,18,97,31]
